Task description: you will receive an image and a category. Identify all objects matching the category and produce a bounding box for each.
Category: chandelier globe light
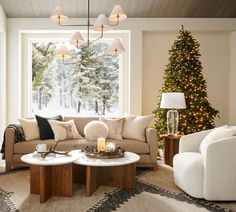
[49,0,127,61]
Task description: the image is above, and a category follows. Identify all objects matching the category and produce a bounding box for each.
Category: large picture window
[32,41,120,116]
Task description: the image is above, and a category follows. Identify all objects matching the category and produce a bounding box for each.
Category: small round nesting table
[73,152,140,196]
[21,150,80,203]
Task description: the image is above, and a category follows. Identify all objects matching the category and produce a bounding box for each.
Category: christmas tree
[153,26,219,141]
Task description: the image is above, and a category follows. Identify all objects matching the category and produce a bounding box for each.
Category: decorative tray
[81,146,125,159]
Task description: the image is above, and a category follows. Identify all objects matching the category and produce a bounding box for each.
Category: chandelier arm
[90,27,104,44]
[57,14,93,27]
[59,23,93,27]
[87,0,90,44]
[110,16,119,26]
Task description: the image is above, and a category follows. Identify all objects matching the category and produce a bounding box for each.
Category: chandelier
[50,0,127,62]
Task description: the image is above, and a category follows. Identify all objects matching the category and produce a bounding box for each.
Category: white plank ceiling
[0,0,236,18]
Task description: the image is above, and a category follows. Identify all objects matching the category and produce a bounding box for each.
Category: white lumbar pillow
[122,115,154,142]
[48,119,82,141]
[18,118,40,140]
[199,125,236,157]
[84,121,108,141]
[100,117,125,140]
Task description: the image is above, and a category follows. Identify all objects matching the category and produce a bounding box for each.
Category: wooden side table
[160,134,183,167]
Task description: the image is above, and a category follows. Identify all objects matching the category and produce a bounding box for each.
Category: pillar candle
[97,137,106,152]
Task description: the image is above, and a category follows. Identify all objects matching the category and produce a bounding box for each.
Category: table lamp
[160,92,186,135]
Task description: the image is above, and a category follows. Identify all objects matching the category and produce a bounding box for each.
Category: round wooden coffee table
[21,150,80,203]
[73,152,140,196]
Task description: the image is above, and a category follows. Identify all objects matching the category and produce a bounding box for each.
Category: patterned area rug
[0,164,235,212]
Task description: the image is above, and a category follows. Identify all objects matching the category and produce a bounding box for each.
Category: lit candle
[106,142,115,152]
[97,137,106,152]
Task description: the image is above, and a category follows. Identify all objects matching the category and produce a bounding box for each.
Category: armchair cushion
[173,152,204,198]
[199,125,236,157]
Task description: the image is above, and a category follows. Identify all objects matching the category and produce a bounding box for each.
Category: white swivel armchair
[173,129,236,200]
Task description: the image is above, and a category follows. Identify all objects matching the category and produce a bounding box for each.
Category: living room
[1,0,236,211]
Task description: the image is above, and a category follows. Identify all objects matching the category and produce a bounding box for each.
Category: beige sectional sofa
[5,116,157,171]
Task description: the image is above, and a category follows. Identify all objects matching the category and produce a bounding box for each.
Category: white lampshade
[109,4,127,22]
[93,14,111,31]
[55,44,71,61]
[50,6,68,22]
[70,31,85,47]
[160,93,186,109]
[108,38,125,54]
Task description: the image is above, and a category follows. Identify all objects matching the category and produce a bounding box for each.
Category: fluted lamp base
[167,109,179,135]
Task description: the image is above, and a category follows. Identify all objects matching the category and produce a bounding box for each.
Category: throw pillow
[100,117,125,140]
[199,125,236,157]
[48,119,82,141]
[18,118,40,140]
[84,121,108,141]
[35,115,63,140]
[122,115,154,142]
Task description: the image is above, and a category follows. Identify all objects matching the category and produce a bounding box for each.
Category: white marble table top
[74,151,140,167]
[21,150,80,166]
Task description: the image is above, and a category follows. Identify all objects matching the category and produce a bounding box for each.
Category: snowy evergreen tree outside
[32,41,120,116]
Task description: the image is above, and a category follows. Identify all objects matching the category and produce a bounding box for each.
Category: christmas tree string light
[153,26,219,147]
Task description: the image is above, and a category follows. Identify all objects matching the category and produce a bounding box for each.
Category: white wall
[0,4,7,141]
[229,32,236,125]
[6,18,236,126]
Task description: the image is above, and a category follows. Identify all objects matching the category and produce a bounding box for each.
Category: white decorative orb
[84,121,108,141]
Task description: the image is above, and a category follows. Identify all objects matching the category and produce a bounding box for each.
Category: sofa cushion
[18,118,40,140]
[14,139,93,154]
[14,138,149,154]
[48,119,82,141]
[35,115,63,140]
[122,115,154,142]
[108,139,149,154]
[64,116,99,137]
[84,121,108,140]
[100,117,125,140]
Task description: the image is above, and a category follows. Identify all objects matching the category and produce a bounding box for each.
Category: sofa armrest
[179,129,212,153]
[146,128,157,163]
[203,137,236,200]
[5,128,16,163]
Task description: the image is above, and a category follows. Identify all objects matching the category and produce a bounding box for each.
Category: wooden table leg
[84,163,136,196]
[51,164,73,197]
[86,166,101,196]
[169,139,174,167]
[30,164,73,203]
[40,166,52,203]
[101,164,136,189]
[30,165,40,194]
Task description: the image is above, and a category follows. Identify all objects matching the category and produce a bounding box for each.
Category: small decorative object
[84,121,108,141]
[36,143,47,153]
[106,142,115,152]
[160,92,186,135]
[40,141,73,159]
[97,137,106,151]
[82,145,125,159]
